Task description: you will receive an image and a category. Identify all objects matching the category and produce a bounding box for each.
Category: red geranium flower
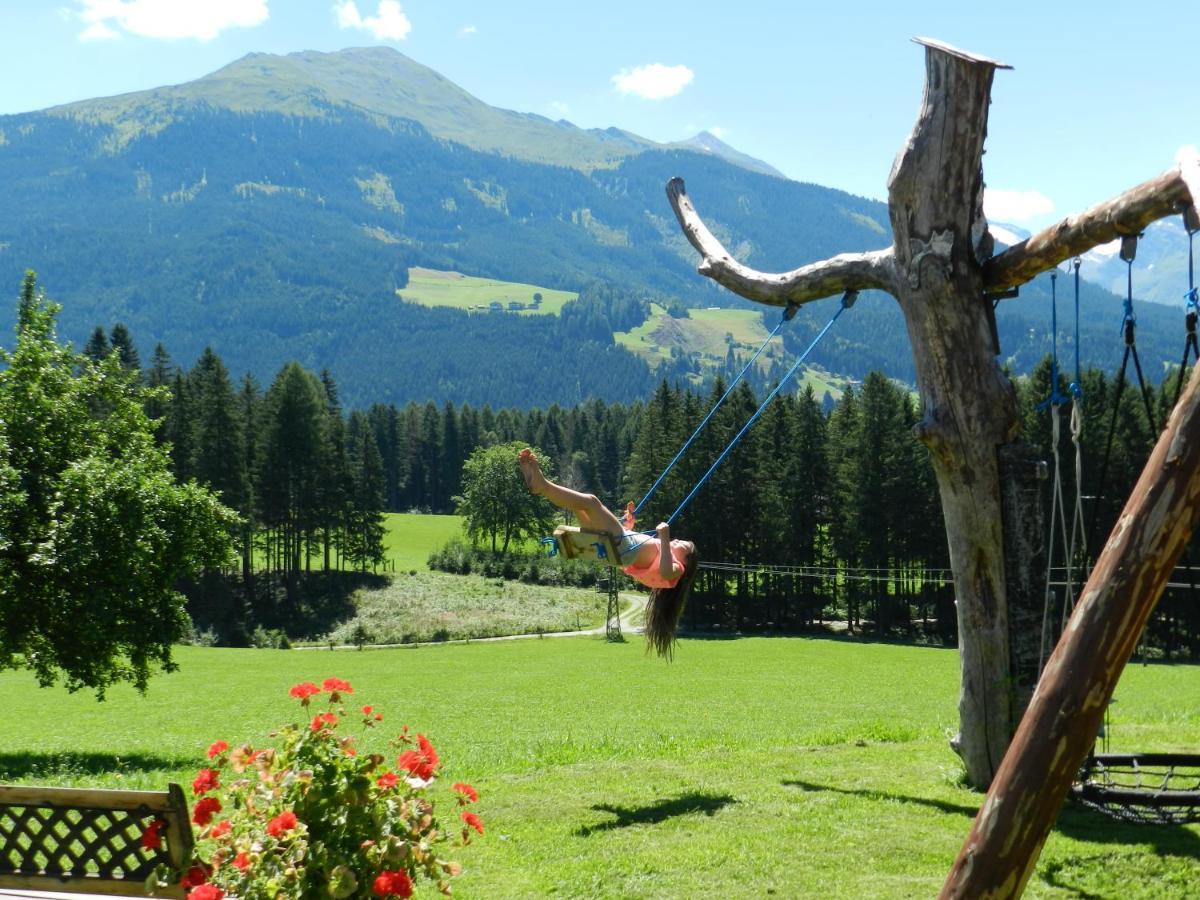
[187,885,224,900]
[180,863,211,888]
[192,797,222,827]
[289,682,321,701]
[209,819,231,838]
[266,810,298,837]
[140,818,165,850]
[452,782,478,803]
[206,740,228,760]
[231,852,251,872]
[361,705,373,715]
[323,677,354,694]
[192,768,220,796]
[310,712,339,732]
[372,869,413,897]
[397,733,439,781]
[461,811,484,834]
[376,772,398,790]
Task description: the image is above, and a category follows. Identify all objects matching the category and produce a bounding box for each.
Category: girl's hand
[656,522,670,539]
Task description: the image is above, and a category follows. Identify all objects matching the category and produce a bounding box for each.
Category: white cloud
[334,1,411,41]
[707,126,728,140]
[548,100,570,117]
[74,0,269,42]
[79,20,120,42]
[983,188,1055,224]
[611,63,694,100]
[457,24,476,38]
[1178,144,1199,165]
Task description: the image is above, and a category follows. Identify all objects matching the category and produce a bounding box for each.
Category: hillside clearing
[397,267,577,315]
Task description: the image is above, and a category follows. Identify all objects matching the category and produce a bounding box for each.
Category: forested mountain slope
[0,47,1185,407]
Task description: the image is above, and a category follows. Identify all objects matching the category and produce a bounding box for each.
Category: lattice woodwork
[0,784,191,897]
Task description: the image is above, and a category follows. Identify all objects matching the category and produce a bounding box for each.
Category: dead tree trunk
[886,41,1019,784]
[667,36,1200,791]
[941,354,1200,898]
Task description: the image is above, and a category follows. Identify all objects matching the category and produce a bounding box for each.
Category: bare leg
[519,448,623,535]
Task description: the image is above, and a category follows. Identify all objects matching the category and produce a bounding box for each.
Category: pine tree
[83,325,109,363]
[109,323,141,375]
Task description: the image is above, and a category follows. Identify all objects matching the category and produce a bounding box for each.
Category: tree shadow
[782,779,980,818]
[0,750,190,781]
[786,780,1200,895]
[574,792,735,837]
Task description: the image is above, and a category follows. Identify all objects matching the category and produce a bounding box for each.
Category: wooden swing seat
[549,526,624,566]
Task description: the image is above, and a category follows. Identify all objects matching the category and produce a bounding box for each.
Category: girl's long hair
[644,550,698,660]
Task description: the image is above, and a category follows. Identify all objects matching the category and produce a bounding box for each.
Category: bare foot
[517,447,546,494]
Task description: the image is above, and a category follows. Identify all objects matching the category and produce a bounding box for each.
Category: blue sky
[2,1,1196,230]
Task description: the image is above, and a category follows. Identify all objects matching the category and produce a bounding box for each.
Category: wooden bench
[550,526,624,565]
[0,784,192,898]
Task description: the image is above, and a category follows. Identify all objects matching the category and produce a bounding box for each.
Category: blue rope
[632,302,798,517]
[1070,258,1083,399]
[1038,269,1069,411]
[663,293,855,525]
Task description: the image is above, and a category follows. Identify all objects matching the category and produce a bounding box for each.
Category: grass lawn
[397,267,577,316]
[384,512,463,572]
[4,638,1197,897]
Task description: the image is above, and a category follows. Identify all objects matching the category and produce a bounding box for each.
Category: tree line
[85,312,1200,656]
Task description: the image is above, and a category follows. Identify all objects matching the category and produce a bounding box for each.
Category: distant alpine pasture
[0,46,1188,409]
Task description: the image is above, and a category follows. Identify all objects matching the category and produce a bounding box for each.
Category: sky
[1,1,1196,231]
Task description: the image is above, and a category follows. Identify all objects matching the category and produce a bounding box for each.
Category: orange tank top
[623,540,688,590]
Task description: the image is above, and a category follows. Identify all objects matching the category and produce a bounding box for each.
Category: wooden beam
[940,344,1200,898]
[983,153,1200,291]
[665,177,898,304]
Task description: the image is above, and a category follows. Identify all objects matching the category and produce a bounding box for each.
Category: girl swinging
[518,448,697,657]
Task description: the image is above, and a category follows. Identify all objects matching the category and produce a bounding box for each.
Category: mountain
[674,131,786,179]
[0,47,1187,408]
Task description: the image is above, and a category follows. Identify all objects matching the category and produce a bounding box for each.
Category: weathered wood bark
[940,356,1200,899]
[886,41,1020,786]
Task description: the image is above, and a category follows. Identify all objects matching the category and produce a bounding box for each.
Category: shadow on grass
[574,792,735,837]
[782,780,980,818]
[0,751,190,781]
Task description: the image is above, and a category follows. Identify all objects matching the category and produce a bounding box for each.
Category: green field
[397,267,577,316]
[383,512,464,571]
[616,304,854,400]
[6,637,1197,897]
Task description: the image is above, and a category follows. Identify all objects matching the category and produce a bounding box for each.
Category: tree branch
[665,178,898,306]
[983,150,1200,292]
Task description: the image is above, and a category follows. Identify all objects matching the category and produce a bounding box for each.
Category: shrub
[158,679,483,898]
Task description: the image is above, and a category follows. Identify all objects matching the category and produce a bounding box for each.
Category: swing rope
[661,291,856,526]
[632,301,799,518]
[1087,234,1158,554]
[1171,211,1200,409]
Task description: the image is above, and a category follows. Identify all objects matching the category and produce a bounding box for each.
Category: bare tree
[667,36,1200,791]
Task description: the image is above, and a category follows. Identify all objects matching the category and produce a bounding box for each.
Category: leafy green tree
[0,273,237,695]
[456,441,555,553]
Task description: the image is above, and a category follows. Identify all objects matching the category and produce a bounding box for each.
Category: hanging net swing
[1058,205,1200,825]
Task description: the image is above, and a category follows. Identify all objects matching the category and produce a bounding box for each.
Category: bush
[163,678,483,899]
[427,539,601,588]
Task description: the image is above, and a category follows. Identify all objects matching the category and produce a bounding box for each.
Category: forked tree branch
[983,150,1200,291]
[665,177,899,306]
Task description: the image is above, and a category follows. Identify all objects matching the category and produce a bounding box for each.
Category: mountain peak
[673,131,785,179]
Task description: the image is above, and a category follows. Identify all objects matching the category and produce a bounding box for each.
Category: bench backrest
[0,783,193,897]
[552,526,623,565]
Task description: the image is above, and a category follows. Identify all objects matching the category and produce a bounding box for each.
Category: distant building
[489,301,503,311]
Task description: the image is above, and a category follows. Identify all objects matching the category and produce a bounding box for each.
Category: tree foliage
[456,442,556,554]
[0,274,238,695]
